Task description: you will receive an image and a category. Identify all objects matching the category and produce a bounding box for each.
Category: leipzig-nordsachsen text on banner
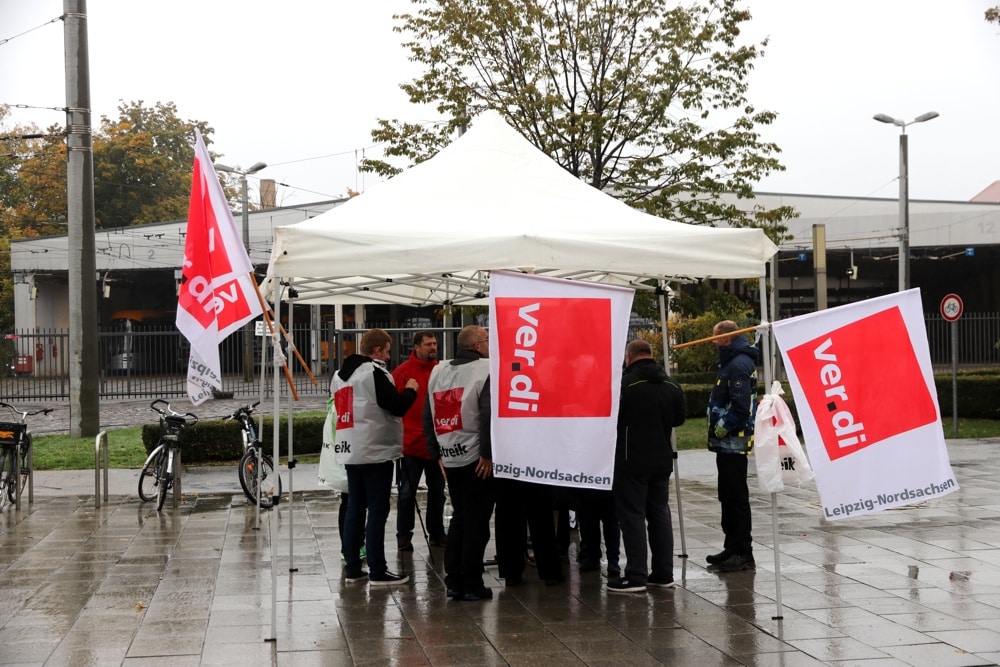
[771,289,958,520]
[488,271,633,491]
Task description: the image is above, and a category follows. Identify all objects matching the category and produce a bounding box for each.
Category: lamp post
[216,161,267,382]
[872,111,939,291]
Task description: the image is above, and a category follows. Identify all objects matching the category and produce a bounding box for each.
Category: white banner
[488,271,634,490]
[771,289,958,520]
[176,129,263,405]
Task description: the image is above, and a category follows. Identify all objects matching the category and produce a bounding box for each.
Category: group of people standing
[330,318,759,598]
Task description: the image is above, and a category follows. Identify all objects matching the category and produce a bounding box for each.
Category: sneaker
[716,553,755,572]
[344,570,369,583]
[370,571,410,586]
[647,575,676,588]
[607,577,646,594]
[706,549,731,565]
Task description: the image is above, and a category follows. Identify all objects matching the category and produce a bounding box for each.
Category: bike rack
[94,431,109,508]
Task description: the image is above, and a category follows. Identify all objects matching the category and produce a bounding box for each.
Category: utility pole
[64,0,99,436]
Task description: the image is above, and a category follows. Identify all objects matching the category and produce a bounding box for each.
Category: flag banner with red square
[489,271,634,491]
[176,129,263,405]
[494,297,612,418]
[773,289,958,520]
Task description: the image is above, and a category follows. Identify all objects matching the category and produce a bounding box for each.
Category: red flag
[176,129,262,405]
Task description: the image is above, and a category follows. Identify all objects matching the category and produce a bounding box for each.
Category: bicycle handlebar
[0,402,54,421]
[150,399,198,425]
[221,401,261,421]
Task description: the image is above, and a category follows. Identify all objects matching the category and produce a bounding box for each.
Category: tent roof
[266,110,777,305]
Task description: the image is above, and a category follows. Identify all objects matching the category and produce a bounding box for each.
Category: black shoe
[370,570,410,585]
[647,575,676,588]
[606,566,621,579]
[459,586,493,601]
[344,569,369,583]
[706,549,732,565]
[716,553,755,572]
[446,587,462,599]
[607,577,646,594]
[397,537,414,552]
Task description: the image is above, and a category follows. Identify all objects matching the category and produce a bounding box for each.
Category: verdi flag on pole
[176,129,263,405]
[771,289,958,520]
[488,271,633,491]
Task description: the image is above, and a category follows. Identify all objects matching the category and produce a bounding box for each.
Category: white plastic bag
[754,381,814,493]
[318,396,348,492]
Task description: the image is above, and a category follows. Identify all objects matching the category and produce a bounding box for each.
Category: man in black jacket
[607,339,686,594]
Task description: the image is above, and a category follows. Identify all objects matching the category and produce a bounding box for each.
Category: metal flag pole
[658,282,687,558]
[759,275,785,620]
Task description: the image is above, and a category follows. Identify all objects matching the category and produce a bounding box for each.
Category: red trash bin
[14,355,33,375]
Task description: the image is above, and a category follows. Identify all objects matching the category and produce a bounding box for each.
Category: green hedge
[141,414,325,464]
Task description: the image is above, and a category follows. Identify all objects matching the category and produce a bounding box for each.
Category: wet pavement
[2,398,1000,665]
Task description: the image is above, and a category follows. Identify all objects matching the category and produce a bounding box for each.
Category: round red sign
[940,294,963,322]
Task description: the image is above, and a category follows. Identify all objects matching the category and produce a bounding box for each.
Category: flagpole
[760,276,785,621]
[671,323,767,350]
[658,283,687,560]
[249,274,299,401]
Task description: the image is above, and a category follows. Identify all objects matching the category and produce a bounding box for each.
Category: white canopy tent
[265,110,777,304]
[258,110,783,637]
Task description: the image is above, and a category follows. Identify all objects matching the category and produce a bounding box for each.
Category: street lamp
[215,161,267,382]
[873,111,939,291]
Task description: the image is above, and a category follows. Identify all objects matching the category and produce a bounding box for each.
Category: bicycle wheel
[156,450,171,511]
[0,447,10,512]
[9,436,30,504]
[138,445,165,501]
[238,448,280,509]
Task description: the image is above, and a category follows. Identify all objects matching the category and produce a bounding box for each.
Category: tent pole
[287,280,297,573]
[659,282,687,559]
[760,275,785,620]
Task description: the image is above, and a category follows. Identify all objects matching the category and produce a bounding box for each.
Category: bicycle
[223,401,282,509]
[138,399,198,511]
[0,402,52,511]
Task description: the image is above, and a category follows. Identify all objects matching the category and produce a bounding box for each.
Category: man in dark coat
[607,339,686,594]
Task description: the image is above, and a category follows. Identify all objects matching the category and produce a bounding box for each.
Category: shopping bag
[318,396,348,492]
[754,381,814,493]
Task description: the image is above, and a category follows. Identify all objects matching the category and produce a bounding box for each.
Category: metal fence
[1,314,998,401]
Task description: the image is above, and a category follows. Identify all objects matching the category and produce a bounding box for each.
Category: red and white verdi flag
[176,129,262,405]
[489,271,634,490]
[771,289,958,520]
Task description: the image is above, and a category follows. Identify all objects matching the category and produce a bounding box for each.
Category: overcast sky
[2,0,999,208]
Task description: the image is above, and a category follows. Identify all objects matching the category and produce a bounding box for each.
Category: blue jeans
[343,461,395,577]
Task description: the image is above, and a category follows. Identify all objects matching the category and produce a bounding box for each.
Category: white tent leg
[659,284,687,558]
[760,275,784,620]
[287,280,297,573]
[268,281,281,643]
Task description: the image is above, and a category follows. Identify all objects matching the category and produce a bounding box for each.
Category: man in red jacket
[393,331,447,550]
